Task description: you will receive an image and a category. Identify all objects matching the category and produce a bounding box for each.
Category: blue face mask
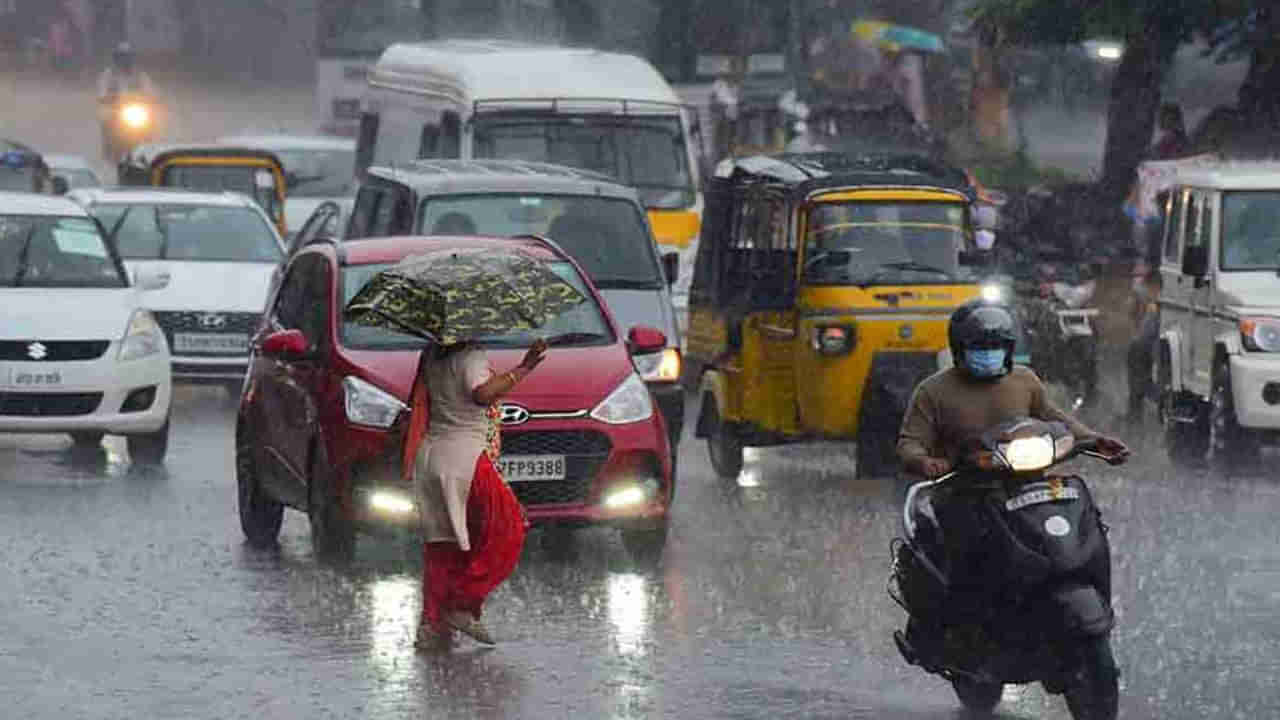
[965,348,1008,378]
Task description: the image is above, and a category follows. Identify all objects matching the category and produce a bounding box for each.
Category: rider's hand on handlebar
[1094,436,1130,465]
[919,457,953,478]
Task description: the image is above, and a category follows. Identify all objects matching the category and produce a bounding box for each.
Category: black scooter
[890,419,1126,719]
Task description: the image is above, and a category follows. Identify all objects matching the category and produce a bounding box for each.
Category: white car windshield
[92,204,283,263]
[0,215,126,288]
[274,149,356,198]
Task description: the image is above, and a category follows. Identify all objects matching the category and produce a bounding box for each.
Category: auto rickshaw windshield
[804,200,968,285]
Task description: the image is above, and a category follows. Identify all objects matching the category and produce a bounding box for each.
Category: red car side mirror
[626,325,667,355]
[260,329,309,357]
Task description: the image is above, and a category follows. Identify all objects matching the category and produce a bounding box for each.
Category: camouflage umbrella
[344,247,586,345]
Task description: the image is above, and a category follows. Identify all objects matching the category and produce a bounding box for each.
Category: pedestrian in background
[402,339,546,651]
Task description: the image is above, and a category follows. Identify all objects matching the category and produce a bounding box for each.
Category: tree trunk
[1099,28,1175,202]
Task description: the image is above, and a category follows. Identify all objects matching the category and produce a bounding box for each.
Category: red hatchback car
[235,235,674,558]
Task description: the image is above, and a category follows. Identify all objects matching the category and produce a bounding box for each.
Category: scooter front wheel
[1064,635,1119,720]
[951,676,1003,714]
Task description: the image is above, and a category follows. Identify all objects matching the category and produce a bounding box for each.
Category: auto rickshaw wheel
[704,395,743,479]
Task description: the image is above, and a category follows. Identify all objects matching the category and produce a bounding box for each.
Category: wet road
[3,386,1279,719]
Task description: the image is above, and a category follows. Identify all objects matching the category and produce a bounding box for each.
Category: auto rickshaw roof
[717,152,976,200]
[122,143,285,170]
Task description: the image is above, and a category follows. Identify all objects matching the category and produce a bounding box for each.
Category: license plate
[497,455,566,482]
[173,333,249,354]
[1006,486,1081,511]
[0,365,64,388]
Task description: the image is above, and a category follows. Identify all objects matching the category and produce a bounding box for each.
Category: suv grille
[0,392,102,416]
[500,430,612,507]
[0,340,110,362]
[152,311,261,356]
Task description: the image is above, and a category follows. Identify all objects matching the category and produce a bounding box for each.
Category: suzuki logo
[26,342,47,360]
[197,313,228,330]
[498,404,531,426]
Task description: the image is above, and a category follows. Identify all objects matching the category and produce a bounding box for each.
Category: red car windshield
[339,259,614,351]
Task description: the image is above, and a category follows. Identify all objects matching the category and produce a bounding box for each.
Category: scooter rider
[97,42,154,101]
[896,300,1128,623]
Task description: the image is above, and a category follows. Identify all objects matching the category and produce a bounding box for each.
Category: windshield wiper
[544,331,609,346]
[11,225,37,287]
[590,276,663,289]
[857,261,953,286]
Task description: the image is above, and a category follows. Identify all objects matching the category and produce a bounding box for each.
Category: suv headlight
[633,348,681,383]
[1241,317,1280,352]
[118,309,164,361]
[343,376,407,428]
[590,372,653,425]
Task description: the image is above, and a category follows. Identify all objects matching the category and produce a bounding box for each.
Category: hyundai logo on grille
[26,342,47,360]
[499,404,531,426]
[198,313,228,329]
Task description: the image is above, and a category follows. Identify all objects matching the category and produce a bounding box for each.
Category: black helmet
[113,42,135,71]
[949,299,1016,379]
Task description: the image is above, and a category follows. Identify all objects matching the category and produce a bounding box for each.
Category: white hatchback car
[70,188,285,393]
[0,192,172,462]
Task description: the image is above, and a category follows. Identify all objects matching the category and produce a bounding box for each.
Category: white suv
[1156,164,1280,470]
[0,193,172,462]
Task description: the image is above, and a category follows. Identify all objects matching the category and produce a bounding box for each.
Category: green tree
[972,0,1217,198]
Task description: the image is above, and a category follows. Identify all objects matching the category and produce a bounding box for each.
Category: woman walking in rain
[403,337,547,650]
[346,245,586,651]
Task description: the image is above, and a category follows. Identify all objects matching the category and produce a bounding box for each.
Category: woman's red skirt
[421,453,526,629]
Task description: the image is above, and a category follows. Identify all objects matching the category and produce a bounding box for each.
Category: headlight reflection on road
[607,572,650,657]
[369,575,418,661]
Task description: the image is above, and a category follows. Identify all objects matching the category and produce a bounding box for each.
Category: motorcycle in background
[890,418,1126,719]
[100,93,161,163]
[1013,249,1102,411]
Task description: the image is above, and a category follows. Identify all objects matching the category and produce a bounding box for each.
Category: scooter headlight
[999,434,1055,472]
[120,103,151,130]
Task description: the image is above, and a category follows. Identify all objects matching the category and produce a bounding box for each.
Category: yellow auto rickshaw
[118,143,289,236]
[686,152,999,479]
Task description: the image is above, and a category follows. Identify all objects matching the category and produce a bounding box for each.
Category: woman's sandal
[446,611,496,646]
[414,625,454,652]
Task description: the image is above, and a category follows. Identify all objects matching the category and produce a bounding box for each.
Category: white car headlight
[1241,317,1280,352]
[343,376,407,429]
[633,348,681,383]
[590,372,653,425]
[1051,280,1096,309]
[118,309,164,361]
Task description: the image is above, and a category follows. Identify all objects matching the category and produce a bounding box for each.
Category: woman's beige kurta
[413,347,493,551]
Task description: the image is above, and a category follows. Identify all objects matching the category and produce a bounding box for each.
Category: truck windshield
[473,115,695,210]
[1222,191,1280,271]
[803,201,968,285]
[419,194,664,289]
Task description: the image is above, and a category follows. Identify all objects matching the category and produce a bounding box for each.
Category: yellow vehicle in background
[686,152,999,479]
[119,144,289,237]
